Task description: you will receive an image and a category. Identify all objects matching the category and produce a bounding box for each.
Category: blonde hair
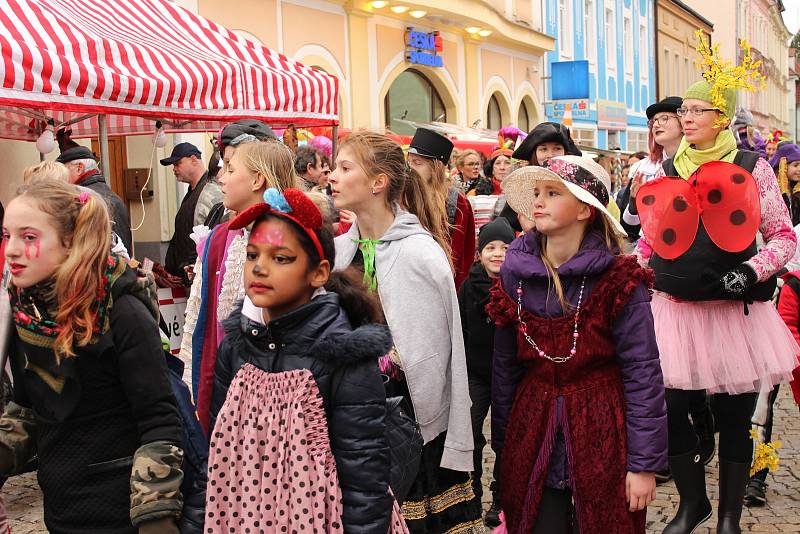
[340,132,452,261]
[236,141,299,191]
[15,179,111,359]
[404,157,452,257]
[23,161,70,183]
[456,149,481,171]
[540,211,626,312]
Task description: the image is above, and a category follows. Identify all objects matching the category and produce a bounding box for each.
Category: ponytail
[15,179,111,359]
[325,267,383,327]
[401,164,453,265]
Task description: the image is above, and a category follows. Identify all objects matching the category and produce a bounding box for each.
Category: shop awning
[0,0,339,141]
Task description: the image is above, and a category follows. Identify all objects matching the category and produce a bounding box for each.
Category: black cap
[646,96,682,120]
[160,142,202,166]
[220,119,277,148]
[478,217,516,252]
[408,128,454,163]
[56,146,96,164]
[512,122,581,164]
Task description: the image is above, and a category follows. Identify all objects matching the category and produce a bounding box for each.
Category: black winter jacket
[79,172,133,253]
[458,262,496,382]
[210,293,393,533]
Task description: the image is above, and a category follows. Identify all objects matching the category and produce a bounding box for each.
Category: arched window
[517,99,531,132]
[487,94,502,130]
[384,69,446,135]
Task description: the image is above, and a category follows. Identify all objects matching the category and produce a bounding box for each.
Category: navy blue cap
[160,142,202,166]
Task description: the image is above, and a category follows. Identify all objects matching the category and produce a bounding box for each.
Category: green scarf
[672,129,738,179]
[354,239,382,292]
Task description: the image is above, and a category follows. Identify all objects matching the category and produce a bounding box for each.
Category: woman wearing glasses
[634,60,798,533]
[456,150,484,193]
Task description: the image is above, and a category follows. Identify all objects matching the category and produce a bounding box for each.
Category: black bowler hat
[408,128,454,163]
[646,96,682,120]
[160,142,202,166]
[56,146,96,164]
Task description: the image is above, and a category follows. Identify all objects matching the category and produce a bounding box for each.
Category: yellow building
[195,0,554,133]
[655,0,713,101]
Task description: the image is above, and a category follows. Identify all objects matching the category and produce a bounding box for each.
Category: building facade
[542,0,656,152]
[655,0,713,101]
[738,0,791,134]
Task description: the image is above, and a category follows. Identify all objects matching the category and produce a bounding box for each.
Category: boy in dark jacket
[458,217,516,527]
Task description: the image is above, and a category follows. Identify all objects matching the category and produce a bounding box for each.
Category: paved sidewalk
[5,388,799,533]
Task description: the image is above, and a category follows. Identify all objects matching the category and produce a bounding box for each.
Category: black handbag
[384,396,423,505]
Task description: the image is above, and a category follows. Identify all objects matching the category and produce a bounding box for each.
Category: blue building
[543,0,656,152]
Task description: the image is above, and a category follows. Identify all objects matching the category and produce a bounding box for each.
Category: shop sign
[546,99,591,119]
[597,99,627,130]
[405,27,443,68]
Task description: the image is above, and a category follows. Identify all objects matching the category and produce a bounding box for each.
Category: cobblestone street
[5,388,799,533]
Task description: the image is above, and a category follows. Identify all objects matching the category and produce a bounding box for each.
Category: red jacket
[777,272,800,404]
[450,192,476,289]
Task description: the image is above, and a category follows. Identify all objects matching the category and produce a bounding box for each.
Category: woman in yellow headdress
[634,33,800,534]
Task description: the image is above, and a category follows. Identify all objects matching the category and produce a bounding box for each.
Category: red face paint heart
[250,226,285,248]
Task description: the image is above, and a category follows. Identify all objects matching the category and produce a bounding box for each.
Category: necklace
[515,276,586,364]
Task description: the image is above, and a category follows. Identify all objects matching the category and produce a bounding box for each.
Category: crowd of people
[0,36,796,534]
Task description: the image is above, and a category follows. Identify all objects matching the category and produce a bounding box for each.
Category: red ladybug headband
[637,161,760,260]
[229,188,326,261]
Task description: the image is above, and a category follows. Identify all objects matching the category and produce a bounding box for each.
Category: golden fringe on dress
[401,479,487,532]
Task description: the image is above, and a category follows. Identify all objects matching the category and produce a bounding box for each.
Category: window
[628,131,648,152]
[517,100,531,132]
[559,0,572,58]
[624,16,633,74]
[605,8,616,70]
[487,94,502,130]
[607,130,620,150]
[384,69,446,136]
[573,128,596,147]
[663,48,669,96]
[584,1,595,62]
[674,53,680,95]
[639,23,648,76]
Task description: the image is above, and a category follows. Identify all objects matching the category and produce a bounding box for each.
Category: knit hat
[768,143,800,169]
[478,217,516,252]
[219,119,277,148]
[732,108,754,130]
[684,80,737,119]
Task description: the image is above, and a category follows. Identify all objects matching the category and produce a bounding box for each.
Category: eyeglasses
[676,108,719,118]
[648,115,678,127]
[464,162,481,167]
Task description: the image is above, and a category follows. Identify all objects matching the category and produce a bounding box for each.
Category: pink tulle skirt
[651,292,800,394]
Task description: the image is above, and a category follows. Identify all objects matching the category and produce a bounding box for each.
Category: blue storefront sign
[551,60,590,100]
[405,28,443,68]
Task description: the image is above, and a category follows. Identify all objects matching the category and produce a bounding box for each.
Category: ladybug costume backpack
[639,149,776,302]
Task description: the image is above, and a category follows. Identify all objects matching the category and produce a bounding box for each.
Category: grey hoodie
[334,209,474,472]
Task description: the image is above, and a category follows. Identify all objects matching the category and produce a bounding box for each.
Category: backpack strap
[662,157,677,177]
[663,150,760,177]
[446,187,459,226]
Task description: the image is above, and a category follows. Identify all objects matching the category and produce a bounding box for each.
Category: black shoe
[716,460,751,534]
[743,478,767,507]
[692,407,716,466]
[485,496,501,528]
[655,469,673,484]
[664,449,712,534]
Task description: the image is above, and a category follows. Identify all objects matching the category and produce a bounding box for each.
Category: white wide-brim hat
[502,155,626,236]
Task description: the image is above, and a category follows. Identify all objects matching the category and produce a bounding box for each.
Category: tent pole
[331,125,338,166]
[98,114,111,177]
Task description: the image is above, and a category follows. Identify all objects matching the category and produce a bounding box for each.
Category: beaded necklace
[515,276,586,364]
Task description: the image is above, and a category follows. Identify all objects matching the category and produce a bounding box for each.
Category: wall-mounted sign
[546,99,591,119]
[551,60,590,100]
[597,99,627,130]
[405,27,443,68]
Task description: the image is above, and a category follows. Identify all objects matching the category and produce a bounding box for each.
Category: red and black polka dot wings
[637,161,761,260]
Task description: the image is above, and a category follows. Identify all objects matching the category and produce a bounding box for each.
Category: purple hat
[769,143,800,169]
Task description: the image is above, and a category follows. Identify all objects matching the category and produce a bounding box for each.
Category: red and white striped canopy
[0,0,339,140]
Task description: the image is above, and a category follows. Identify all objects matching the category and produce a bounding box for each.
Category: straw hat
[502,155,625,236]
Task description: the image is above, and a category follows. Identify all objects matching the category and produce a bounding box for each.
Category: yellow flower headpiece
[692,30,767,127]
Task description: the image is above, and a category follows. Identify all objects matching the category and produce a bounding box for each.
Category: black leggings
[666,388,757,462]
[532,487,577,534]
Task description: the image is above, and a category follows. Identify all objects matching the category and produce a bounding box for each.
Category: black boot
[484,491,501,528]
[716,460,751,534]
[663,449,712,534]
[692,406,716,465]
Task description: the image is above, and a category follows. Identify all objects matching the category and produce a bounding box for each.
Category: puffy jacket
[79,172,133,253]
[209,293,393,533]
[458,262,495,381]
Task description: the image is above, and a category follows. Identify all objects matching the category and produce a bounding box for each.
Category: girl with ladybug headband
[488,157,668,533]
[634,34,800,534]
[207,188,407,532]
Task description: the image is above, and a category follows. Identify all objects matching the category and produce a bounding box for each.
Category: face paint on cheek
[250,227,285,247]
[24,240,41,260]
